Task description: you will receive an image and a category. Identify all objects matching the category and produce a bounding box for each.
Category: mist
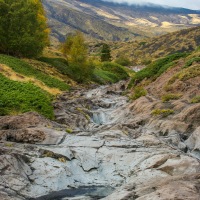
[102,0,200,10]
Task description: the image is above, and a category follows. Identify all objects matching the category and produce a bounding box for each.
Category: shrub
[161,93,181,102]
[191,96,200,103]
[0,74,54,119]
[151,109,174,117]
[130,87,147,100]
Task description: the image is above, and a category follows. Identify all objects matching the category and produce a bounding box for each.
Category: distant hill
[110,26,200,64]
[43,0,200,44]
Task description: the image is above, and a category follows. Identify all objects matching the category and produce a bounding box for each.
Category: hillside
[111,26,200,64]
[43,0,200,43]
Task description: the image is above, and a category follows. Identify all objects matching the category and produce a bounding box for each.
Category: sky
[103,0,200,10]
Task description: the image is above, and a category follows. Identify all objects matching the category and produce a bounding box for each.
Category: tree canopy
[0,0,49,58]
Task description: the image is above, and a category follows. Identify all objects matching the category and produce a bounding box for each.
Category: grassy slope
[129,48,200,103]
[0,51,129,118]
[0,54,71,118]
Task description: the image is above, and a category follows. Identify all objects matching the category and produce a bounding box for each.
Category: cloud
[102,0,200,10]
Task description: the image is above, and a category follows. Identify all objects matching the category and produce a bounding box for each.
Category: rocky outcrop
[0,82,200,199]
[0,112,66,145]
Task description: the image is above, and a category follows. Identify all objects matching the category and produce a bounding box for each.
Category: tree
[62,31,94,83]
[0,0,49,58]
[62,31,87,64]
[101,43,111,62]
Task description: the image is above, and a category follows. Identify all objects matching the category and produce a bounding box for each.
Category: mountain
[43,0,200,44]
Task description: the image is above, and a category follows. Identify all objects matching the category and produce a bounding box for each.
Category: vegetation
[0,54,69,91]
[130,87,147,100]
[101,44,112,62]
[151,109,174,117]
[161,93,181,102]
[168,65,200,85]
[62,32,94,83]
[191,96,200,103]
[38,57,69,75]
[0,0,49,58]
[128,53,188,88]
[110,26,200,64]
[101,62,129,80]
[0,74,54,118]
[115,56,131,66]
[183,57,200,68]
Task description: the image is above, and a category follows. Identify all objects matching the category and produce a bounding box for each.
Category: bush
[130,87,147,100]
[151,109,174,117]
[0,74,54,119]
[0,54,69,91]
[161,93,181,102]
[191,96,200,103]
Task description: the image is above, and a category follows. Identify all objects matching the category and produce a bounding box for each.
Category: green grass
[0,74,54,119]
[128,53,188,88]
[0,54,70,91]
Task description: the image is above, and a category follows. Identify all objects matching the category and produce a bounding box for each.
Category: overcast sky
[103,0,200,10]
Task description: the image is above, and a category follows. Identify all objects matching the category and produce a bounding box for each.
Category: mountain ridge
[44,0,200,44]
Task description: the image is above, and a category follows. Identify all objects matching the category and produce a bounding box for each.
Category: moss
[151,109,174,117]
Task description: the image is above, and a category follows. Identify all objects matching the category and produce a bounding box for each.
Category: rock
[185,126,200,154]
[0,82,200,199]
[0,112,66,145]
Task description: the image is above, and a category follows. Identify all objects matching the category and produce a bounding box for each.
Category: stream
[1,81,200,200]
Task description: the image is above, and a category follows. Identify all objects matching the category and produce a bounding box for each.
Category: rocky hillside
[43,0,200,43]
[111,26,200,64]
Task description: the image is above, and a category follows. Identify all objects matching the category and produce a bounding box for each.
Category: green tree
[101,44,111,62]
[62,31,94,83]
[0,0,49,58]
